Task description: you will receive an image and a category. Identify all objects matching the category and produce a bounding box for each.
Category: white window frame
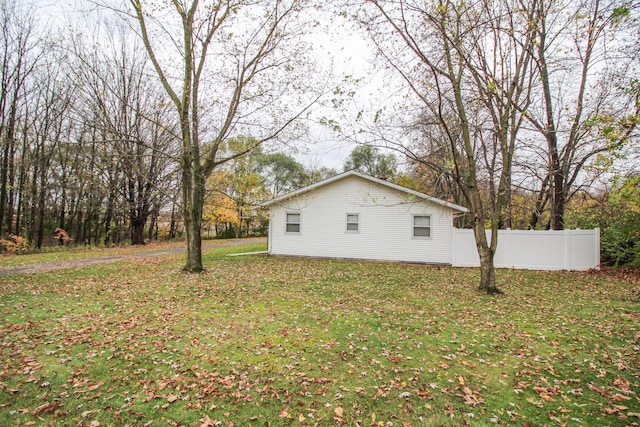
[346,213,359,233]
[285,212,301,234]
[412,214,431,239]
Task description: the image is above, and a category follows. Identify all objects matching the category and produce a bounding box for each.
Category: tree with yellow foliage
[203,171,240,238]
[203,139,270,238]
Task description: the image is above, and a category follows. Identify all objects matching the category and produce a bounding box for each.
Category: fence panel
[452,228,600,271]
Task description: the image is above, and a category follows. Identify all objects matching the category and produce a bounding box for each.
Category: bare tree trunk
[479,246,496,292]
[537,22,564,230]
[130,218,145,245]
[35,139,47,248]
[102,190,114,245]
[14,135,27,236]
[466,179,501,294]
[0,141,11,234]
[181,151,205,270]
[169,202,177,240]
[148,203,159,242]
[75,207,83,244]
[5,120,16,235]
[27,140,39,243]
[0,94,18,235]
[58,171,67,235]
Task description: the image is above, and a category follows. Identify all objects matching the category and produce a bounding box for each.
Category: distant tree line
[0,1,322,251]
[0,1,186,250]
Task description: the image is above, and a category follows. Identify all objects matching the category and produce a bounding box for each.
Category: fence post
[564,229,570,270]
[595,227,600,270]
[506,228,511,268]
[451,226,455,266]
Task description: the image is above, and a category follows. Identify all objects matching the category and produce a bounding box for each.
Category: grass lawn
[1,243,638,426]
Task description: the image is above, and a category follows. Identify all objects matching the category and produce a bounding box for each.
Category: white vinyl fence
[452,228,600,271]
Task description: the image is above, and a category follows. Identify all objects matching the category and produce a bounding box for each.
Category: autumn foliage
[203,170,268,238]
[53,228,73,245]
[0,234,28,253]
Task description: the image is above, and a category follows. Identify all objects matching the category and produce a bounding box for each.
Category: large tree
[127,0,320,271]
[343,144,398,179]
[256,152,309,196]
[358,0,537,293]
[524,0,637,229]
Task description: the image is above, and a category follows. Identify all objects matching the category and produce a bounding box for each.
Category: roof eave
[259,170,468,213]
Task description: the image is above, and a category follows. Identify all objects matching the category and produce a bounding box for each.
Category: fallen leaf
[278,406,291,418]
[612,394,631,401]
[33,402,57,416]
[198,414,216,427]
[603,405,628,414]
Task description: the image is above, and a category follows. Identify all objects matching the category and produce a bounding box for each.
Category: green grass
[1,244,638,426]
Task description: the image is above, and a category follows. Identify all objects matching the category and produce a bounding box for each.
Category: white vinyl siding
[413,215,431,238]
[346,214,359,232]
[267,175,456,264]
[285,213,300,233]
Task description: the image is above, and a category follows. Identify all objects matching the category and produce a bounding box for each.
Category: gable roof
[259,170,468,213]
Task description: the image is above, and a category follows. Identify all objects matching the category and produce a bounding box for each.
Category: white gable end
[266,174,459,264]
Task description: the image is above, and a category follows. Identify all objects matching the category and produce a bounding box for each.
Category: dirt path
[0,237,266,277]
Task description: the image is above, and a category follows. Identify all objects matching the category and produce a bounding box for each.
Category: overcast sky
[26,0,390,171]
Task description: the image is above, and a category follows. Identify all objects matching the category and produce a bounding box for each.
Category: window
[286,213,300,233]
[413,215,431,238]
[346,214,359,232]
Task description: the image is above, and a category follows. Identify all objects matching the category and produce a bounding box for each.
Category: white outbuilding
[260,170,468,264]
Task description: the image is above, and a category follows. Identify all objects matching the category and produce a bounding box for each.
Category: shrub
[53,228,73,245]
[0,234,29,253]
[568,174,640,267]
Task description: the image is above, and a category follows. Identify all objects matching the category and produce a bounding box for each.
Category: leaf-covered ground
[1,243,638,426]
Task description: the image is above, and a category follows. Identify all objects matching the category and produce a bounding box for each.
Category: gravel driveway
[0,237,266,277]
